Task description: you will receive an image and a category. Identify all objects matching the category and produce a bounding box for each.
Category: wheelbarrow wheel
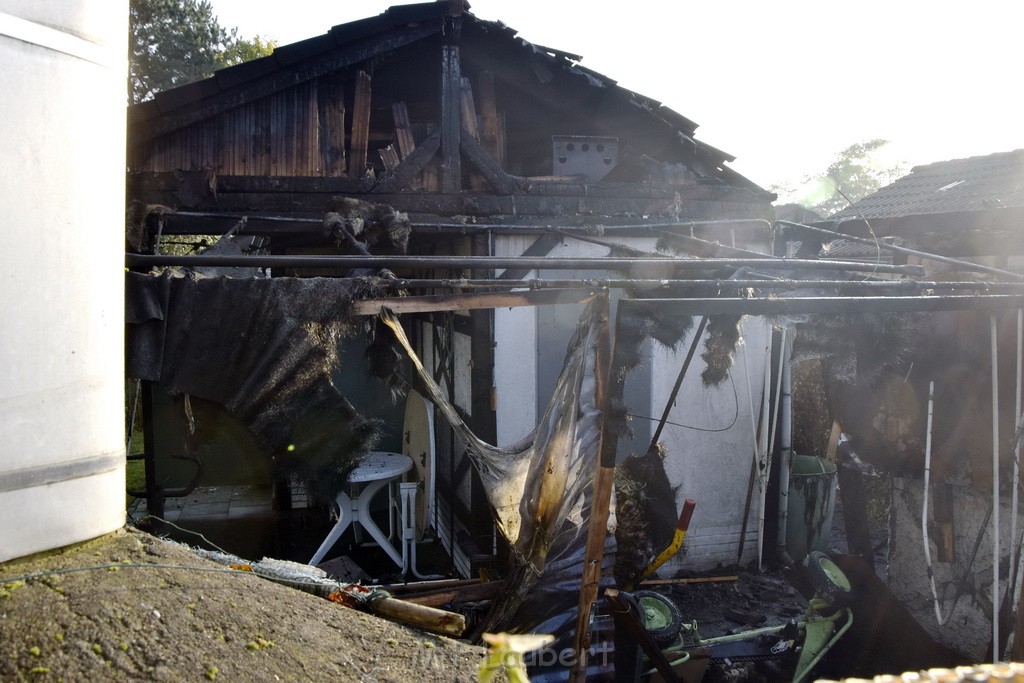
[634,590,682,648]
[805,551,852,606]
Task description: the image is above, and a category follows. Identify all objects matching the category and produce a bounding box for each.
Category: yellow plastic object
[642,499,696,579]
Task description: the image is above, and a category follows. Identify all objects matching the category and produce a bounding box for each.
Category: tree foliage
[773,139,906,217]
[129,0,276,104]
[216,34,278,69]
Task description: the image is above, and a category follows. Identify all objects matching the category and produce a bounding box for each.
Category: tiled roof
[831,149,1024,221]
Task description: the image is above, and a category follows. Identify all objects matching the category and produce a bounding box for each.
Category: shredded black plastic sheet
[126,270,390,500]
[382,300,614,633]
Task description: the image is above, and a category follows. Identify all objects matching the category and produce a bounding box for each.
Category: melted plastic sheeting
[381,299,612,631]
[126,271,388,499]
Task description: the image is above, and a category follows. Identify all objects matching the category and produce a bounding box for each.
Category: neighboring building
[826,149,1024,262]
[126,1,777,575]
[806,151,1024,660]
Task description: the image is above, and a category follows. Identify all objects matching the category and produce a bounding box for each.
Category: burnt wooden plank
[131,171,760,202]
[350,70,373,178]
[132,188,756,219]
[476,70,502,165]
[371,133,440,194]
[351,288,596,315]
[440,18,462,194]
[131,24,440,145]
[392,101,416,160]
[379,144,401,172]
[460,77,479,140]
[459,125,520,194]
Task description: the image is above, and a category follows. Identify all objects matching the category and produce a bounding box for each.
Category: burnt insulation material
[613,443,678,590]
[605,241,744,389]
[325,196,411,255]
[126,270,392,501]
[701,315,744,386]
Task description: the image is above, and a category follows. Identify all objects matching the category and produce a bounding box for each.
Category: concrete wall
[889,478,1024,660]
[0,1,127,561]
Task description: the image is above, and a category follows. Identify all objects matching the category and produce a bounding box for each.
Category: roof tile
[832,149,1024,220]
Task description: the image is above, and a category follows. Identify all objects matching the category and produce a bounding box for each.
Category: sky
[208,0,1024,193]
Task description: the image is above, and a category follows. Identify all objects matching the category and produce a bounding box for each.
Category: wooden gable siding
[130,79,344,177]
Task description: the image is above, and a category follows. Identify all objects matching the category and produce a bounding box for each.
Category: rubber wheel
[634,590,683,648]
[804,551,853,606]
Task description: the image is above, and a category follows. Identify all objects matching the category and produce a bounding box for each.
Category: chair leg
[309,492,354,565]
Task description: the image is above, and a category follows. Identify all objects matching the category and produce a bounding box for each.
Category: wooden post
[569,293,614,683]
[836,459,875,571]
[349,70,372,178]
[440,17,462,194]
[605,589,681,683]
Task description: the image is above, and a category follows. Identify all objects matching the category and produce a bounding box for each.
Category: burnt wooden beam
[460,77,479,140]
[459,125,522,195]
[477,70,503,165]
[316,76,347,175]
[371,133,440,194]
[468,232,497,550]
[350,69,373,177]
[351,288,596,315]
[130,23,441,146]
[392,101,416,160]
[604,589,681,683]
[129,170,768,202]
[379,144,400,173]
[440,17,462,194]
[836,462,875,571]
[570,293,615,683]
[497,233,564,280]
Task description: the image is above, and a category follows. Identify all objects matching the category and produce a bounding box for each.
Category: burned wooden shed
[126,0,778,575]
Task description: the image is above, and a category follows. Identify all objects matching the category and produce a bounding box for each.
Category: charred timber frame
[129,23,443,147]
[468,232,497,549]
[126,172,775,218]
[440,16,462,194]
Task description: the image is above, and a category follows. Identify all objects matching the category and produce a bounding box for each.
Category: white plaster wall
[889,478,1024,660]
[453,323,473,417]
[493,235,538,445]
[659,316,772,571]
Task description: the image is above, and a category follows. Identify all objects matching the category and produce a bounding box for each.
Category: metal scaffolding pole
[125,253,925,275]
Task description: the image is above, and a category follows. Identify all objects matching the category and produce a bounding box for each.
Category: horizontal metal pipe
[126,253,924,275]
[161,210,772,232]
[626,295,1024,315]
[376,278,1024,292]
[778,220,1024,281]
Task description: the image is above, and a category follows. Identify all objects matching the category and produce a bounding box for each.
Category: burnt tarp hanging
[382,299,610,634]
[126,270,391,499]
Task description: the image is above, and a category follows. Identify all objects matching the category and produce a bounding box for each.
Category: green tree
[129,0,275,104]
[773,139,906,217]
[216,34,278,69]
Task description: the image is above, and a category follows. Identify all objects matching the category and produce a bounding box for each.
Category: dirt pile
[0,527,486,682]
